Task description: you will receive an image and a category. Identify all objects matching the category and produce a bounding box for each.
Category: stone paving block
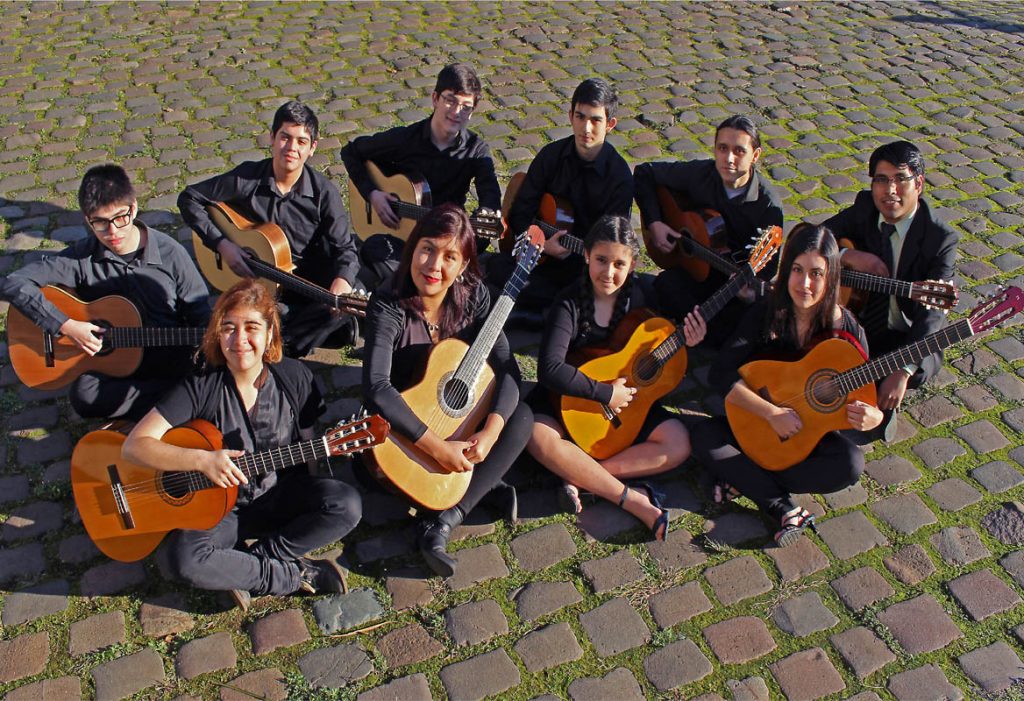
[0,542,45,585]
[139,593,193,638]
[702,511,770,545]
[702,616,776,665]
[567,667,644,701]
[645,536,708,572]
[772,591,839,637]
[448,543,510,591]
[439,648,521,701]
[987,371,1024,400]
[822,482,867,509]
[726,675,770,701]
[91,648,165,701]
[1,579,69,626]
[863,454,921,485]
[816,511,888,560]
[69,611,125,657]
[956,419,1010,454]
[79,561,147,596]
[297,644,373,689]
[353,528,416,563]
[912,437,967,468]
[769,647,846,701]
[648,581,712,629]
[948,569,1021,621]
[907,394,962,427]
[767,535,830,582]
[0,474,29,506]
[926,478,981,512]
[312,588,384,634]
[1004,406,1024,433]
[1004,550,1024,588]
[384,567,433,611]
[579,597,651,657]
[376,623,443,668]
[955,384,998,411]
[884,543,937,585]
[580,549,644,593]
[704,555,773,606]
[514,580,583,621]
[831,567,895,611]
[0,631,49,683]
[887,664,963,701]
[514,622,583,672]
[830,626,896,679]
[445,598,508,646]
[0,500,63,542]
[643,638,713,691]
[511,523,577,572]
[972,460,1023,492]
[958,641,1024,694]
[878,594,963,655]
[869,493,937,534]
[176,631,238,679]
[577,501,638,541]
[57,534,101,565]
[930,526,991,565]
[357,673,432,701]
[248,608,311,655]
[220,668,288,701]
[4,677,81,701]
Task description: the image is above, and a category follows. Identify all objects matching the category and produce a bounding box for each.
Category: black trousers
[691,417,863,521]
[867,327,939,387]
[280,296,359,358]
[455,402,534,516]
[161,471,361,596]
[70,372,177,421]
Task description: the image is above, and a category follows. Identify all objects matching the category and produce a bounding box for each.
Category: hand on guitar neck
[543,230,574,260]
[370,190,401,229]
[217,238,255,278]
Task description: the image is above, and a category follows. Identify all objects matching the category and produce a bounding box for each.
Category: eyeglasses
[440,94,475,115]
[87,205,133,231]
[871,173,917,188]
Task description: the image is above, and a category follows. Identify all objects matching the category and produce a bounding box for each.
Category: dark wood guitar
[192,202,369,316]
[499,172,585,259]
[347,161,503,241]
[7,286,204,390]
[365,227,545,510]
[71,413,389,562]
[837,237,958,313]
[727,286,1023,471]
[561,225,783,459]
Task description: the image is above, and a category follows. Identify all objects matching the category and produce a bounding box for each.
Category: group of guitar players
[1,63,959,609]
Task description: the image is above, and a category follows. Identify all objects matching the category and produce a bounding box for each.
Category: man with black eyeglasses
[0,164,211,419]
[824,140,959,440]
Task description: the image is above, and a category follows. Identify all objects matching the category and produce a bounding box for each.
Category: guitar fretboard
[105,326,204,349]
[840,269,913,297]
[246,257,366,313]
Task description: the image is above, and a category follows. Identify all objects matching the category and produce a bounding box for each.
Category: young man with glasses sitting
[340,63,501,288]
[824,140,959,440]
[0,164,211,419]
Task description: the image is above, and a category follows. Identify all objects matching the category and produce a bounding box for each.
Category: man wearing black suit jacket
[824,141,959,427]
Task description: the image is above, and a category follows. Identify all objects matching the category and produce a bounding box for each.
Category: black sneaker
[297,557,348,595]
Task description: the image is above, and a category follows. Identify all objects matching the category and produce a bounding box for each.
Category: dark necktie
[862,222,897,336]
[878,222,897,274]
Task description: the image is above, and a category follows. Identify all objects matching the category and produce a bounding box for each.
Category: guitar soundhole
[807,369,844,414]
[633,356,659,384]
[158,471,194,506]
[442,378,471,412]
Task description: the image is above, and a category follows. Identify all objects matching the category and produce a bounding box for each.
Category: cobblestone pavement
[1,2,1023,700]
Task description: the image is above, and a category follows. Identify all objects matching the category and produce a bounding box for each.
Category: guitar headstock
[470,211,505,239]
[324,413,390,457]
[512,225,545,267]
[910,279,959,312]
[747,226,783,274]
[967,286,1024,334]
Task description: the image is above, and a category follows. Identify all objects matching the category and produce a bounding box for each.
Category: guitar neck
[105,327,205,349]
[840,269,912,297]
[246,257,349,311]
[392,201,501,239]
[561,234,585,256]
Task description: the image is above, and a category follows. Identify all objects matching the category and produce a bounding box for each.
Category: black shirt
[507,136,633,242]
[340,117,501,212]
[178,159,360,287]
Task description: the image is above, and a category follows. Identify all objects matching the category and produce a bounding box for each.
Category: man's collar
[877,205,918,238]
[89,220,160,265]
[261,159,314,198]
[421,117,466,151]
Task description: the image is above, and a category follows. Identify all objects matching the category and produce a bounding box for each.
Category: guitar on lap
[498,172,585,261]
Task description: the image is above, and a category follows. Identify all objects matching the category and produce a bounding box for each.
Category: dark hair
[78,164,135,216]
[869,140,924,178]
[767,223,841,345]
[391,203,482,338]
[715,115,761,150]
[202,278,283,367]
[271,100,319,143]
[576,215,639,339]
[434,63,482,104]
[571,78,619,120]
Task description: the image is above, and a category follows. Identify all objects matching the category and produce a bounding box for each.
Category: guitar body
[499,172,574,257]
[726,338,877,472]
[71,420,234,563]
[348,161,431,242]
[562,316,687,460]
[641,186,726,280]
[193,202,294,294]
[7,287,144,390]
[366,338,496,510]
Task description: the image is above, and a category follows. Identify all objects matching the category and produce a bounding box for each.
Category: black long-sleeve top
[340,118,501,212]
[507,136,633,241]
[362,283,521,442]
[178,159,360,288]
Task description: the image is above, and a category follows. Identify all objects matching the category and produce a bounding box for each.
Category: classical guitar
[365,227,545,510]
[498,172,585,259]
[727,286,1023,471]
[7,286,204,390]
[192,202,369,316]
[347,161,503,241]
[561,225,783,460]
[71,413,389,562]
[836,237,958,313]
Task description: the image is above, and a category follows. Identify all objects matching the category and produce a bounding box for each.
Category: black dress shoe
[482,480,518,522]
[417,506,465,578]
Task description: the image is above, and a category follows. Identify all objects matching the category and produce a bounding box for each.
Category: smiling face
[85,199,141,256]
[219,305,271,375]
[410,235,467,303]
[871,159,923,224]
[787,251,829,312]
[270,122,316,178]
[430,90,475,142]
[586,240,635,300]
[570,102,616,161]
[714,127,761,189]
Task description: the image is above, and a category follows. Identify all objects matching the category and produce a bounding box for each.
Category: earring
[456,274,464,283]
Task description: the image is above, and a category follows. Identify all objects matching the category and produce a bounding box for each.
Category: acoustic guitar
[726,286,1023,471]
[561,225,783,459]
[71,413,389,562]
[192,202,369,316]
[498,172,585,260]
[365,227,545,510]
[837,237,958,313]
[347,161,503,241]
[7,286,205,390]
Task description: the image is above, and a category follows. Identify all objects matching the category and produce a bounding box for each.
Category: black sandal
[558,483,584,515]
[713,481,741,504]
[619,482,670,542]
[774,507,815,547]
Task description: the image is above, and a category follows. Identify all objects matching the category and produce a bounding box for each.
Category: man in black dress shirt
[179,101,361,357]
[1,164,211,419]
[824,140,959,437]
[340,63,501,286]
[634,115,784,339]
[492,78,633,317]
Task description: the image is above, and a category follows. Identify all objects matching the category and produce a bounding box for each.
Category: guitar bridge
[214,251,224,271]
[601,404,623,428]
[107,464,135,530]
[43,330,55,368]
